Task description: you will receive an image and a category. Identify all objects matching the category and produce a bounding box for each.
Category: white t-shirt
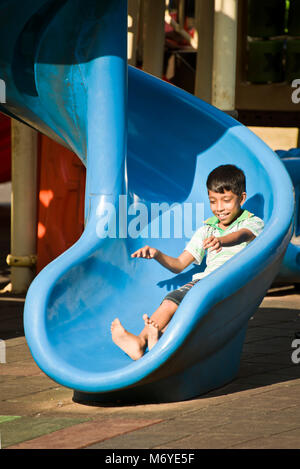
[185,209,264,280]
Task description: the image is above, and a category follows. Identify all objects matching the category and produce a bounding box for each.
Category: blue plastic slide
[0,0,294,403]
[276,149,300,285]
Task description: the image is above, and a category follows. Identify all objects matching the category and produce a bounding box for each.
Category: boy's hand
[131,245,160,259]
[203,236,222,253]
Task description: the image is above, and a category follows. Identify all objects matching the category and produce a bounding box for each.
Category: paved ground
[0,199,300,450]
[0,287,299,450]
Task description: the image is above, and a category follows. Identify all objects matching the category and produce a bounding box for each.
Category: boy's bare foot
[143,314,160,351]
[111,318,146,360]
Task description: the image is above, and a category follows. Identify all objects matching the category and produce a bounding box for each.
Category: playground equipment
[276,149,300,286]
[0,0,294,403]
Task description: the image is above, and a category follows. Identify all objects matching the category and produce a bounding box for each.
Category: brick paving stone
[0,361,43,377]
[0,416,20,424]
[0,387,74,416]
[4,343,33,363]
[155,432,251,449]
[0,375,58,401]
[86,420,193,450]
[237,361,287,378]
[243,337,293,355]
[4,337,27,348]
[1,415,89,448]
[7,418,163,449]
[230,427,300,449]
[153,412,300,449]
[242,351,297,366]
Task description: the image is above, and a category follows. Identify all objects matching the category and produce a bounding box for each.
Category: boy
[111,164,264,360]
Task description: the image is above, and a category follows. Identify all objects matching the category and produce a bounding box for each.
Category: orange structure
[36,136,85,272]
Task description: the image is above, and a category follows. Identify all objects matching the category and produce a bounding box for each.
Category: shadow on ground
[203,301,300,401]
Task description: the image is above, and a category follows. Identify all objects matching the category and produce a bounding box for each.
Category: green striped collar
[205,209,253,231]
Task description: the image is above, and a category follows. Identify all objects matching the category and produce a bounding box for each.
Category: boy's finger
[204,240,216,248]
[143,248,151,257]
[204,236,216,245]
[208,241,221,251]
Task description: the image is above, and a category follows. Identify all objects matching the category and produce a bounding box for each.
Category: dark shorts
[162,279,200,306]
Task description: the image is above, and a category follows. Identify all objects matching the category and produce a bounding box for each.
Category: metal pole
[142,0,165,78]
[194,0,215,102]
[9,120,37,293]
[212,0,238,111]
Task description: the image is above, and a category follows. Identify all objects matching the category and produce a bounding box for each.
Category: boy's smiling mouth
[217,212,230,220]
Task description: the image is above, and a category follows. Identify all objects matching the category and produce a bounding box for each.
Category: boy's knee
[162,291,181,307]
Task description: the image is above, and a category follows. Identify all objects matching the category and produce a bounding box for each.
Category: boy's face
[208,189,246,227]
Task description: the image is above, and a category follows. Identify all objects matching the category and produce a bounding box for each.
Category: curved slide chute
[0,0,294,403]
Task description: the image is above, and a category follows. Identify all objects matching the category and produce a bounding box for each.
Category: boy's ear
[240,192,247,205]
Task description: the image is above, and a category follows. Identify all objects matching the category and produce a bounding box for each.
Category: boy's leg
[111,300,178,360]
[139,300,178,349]
[111,280,198,359]
[140,280,199,349]
[111,318,147,361]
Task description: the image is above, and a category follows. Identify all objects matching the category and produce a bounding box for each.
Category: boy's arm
[203,229,255,252]
[220,228,255,246]
[131,246,196,273]
[155,250,196,273]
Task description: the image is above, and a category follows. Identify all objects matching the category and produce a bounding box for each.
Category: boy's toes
[149,319,159,329]
[143,313,151,325]
[111,318,122,332]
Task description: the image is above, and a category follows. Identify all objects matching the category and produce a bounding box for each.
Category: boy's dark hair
[206,165,246,196]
